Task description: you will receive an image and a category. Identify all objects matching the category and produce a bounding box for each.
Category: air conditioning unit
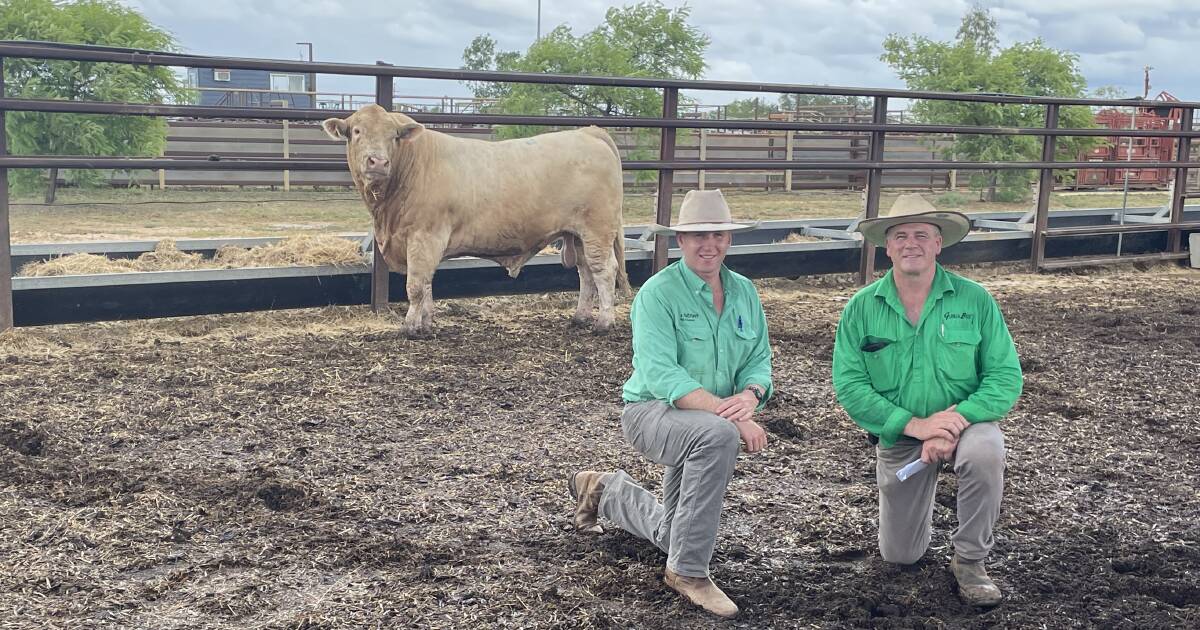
[213,69,231,82]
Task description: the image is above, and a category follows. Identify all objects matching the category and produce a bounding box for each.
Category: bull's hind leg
[583,236,619,332]
[571,237,598,328]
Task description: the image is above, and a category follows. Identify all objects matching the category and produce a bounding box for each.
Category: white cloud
[111,0,1200,103]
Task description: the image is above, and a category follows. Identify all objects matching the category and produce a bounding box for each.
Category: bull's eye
[353,127,361,136]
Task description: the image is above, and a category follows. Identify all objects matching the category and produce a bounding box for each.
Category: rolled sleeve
[832,300,914,448]
[735,293,774,409]
[630,291,704,406]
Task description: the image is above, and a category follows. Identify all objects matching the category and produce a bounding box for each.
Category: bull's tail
[613,233,631,296]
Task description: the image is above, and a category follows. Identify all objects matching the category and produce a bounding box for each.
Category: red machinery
[1076,91,1183,189]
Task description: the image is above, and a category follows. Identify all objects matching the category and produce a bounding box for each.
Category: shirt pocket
[938,328,981,381]
[676,324,713,379]
[862,337,901,392]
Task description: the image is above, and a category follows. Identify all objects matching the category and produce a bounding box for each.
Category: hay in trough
[18,236,367,277]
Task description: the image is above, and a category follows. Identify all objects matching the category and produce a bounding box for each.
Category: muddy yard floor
[1,267,1198,629]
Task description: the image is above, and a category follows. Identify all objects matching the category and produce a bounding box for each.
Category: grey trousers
[876,421,1006,564]
[598,400,741,578]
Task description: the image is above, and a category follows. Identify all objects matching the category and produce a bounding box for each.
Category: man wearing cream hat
[832,194,1023,607]
[569,189,772,618]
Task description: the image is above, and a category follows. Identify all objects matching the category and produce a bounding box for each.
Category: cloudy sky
[122,0,1200,105]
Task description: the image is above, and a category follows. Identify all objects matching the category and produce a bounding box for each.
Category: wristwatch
[747,384,765,403]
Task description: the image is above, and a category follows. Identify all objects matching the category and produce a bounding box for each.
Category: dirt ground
[1,265,1198,629]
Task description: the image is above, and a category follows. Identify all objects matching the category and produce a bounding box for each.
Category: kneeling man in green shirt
[569,190,773,619]
[832,195,1023,608]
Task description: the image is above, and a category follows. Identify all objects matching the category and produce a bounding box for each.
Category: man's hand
[920,436,957,465]
[715,390,758,424]
[904,405,968,442]
[734,419,767,453]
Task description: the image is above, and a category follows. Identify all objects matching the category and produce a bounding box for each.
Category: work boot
[664,567,739,618]
[567,470,606,532]
[951,554,1003,607]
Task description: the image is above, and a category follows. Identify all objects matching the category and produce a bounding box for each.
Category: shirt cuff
[955,399,988,423]
[667,381,705,408]
[879,407,914,448]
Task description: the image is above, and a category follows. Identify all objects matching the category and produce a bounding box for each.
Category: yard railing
[2,40,1199,332]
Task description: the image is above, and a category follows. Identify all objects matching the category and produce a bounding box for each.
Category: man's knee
[691,415,740,463]
[955,424,1006,475]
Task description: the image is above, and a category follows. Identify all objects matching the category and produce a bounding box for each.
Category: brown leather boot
[567,470,606,533]
[663,567,739,618]
[951,554,1002,607]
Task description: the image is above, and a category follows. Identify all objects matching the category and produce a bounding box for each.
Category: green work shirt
[622,261,773,407]
[832,264,1022,448]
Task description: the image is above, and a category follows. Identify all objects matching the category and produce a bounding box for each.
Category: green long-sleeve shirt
[832,265,1022,448]
[622,261,773,407]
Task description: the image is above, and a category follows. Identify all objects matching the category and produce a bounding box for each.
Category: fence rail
[2,40,1199,332]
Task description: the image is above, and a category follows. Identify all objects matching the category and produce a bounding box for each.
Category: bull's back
[428,128,623,236]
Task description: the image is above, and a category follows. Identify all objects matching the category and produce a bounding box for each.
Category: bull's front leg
[403,234,448,337]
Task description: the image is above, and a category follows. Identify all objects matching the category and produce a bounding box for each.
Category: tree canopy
[0,0,188,201]
[881,5,1098,201]
[461,1,708,138]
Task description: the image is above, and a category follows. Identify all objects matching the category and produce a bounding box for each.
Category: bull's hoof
[402,325,434,339]
[567,316,592,329]
[590,322,613,336]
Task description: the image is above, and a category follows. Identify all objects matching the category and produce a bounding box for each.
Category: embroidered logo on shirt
[680,312,700,323]
[943,312,975,322]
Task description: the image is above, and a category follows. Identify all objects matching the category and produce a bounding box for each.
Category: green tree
[777,93,871,113]
[0,0,188,202]
[461,1,708,139]
[881,5,1098,201]
[723,97,778,120]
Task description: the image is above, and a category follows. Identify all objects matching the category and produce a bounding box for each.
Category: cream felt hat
[649,189,759,234]
[856,194,971,247]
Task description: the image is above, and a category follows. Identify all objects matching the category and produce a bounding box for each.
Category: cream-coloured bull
[323,104,629,335]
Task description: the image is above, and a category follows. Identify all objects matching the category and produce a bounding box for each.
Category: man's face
[678,230,732,278]
[884,222,942,276]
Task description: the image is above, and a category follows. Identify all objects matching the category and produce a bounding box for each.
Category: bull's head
[322,104,424,191]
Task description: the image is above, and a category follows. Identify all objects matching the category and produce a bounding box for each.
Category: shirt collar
[676,260,737,296]
[873,263,955,305]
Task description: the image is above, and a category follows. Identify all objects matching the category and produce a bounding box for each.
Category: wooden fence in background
[112,120,956,192]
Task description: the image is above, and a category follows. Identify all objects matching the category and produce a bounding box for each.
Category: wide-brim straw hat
[648,189,760,234]
[856,194,971,247]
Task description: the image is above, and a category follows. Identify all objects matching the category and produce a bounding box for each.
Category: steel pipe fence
[2,40,1200,331]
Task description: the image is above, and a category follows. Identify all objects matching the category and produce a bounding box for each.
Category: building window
[271,73,306,93]
[213,69,232,82]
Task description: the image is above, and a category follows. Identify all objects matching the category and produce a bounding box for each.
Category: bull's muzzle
[362,155,391,182]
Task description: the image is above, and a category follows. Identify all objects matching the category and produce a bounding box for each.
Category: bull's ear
[322,118,350,140]
[397,122,424,142]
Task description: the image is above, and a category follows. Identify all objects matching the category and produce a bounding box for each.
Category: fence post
[1168,108,1193,254]
[652,87,679,274]
[371,70,393,313]
[856,96,888,285]
[698,127,707,190]
[1031,104,1059,271]
[282,118,291,192]
[784,129,794,192]
[0,59,11,332]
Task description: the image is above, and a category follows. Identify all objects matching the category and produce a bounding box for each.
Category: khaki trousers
[598,400,741,578]
[875,422,1006,564]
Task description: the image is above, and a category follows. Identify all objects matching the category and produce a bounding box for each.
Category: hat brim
[647,220,760,235]
[856,211,971,248]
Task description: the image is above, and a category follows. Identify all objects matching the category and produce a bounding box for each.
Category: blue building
[187,67,314,108]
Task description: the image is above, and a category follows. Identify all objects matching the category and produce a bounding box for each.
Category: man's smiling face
[678,230,732,279]
[885,222,943,276]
